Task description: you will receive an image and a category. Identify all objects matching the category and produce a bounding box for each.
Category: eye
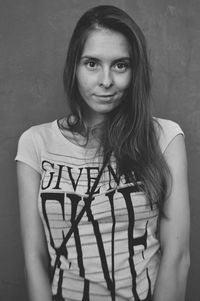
[85,60,98,70]
[114,61,130,72]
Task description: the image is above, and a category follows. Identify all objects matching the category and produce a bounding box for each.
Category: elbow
[24,248,50,274]
[172,249,190,278]
[161,247,190,276]
[180,250,190,275]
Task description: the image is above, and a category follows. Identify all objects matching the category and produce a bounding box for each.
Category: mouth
[96,94,114,97]
[94,94,115,99]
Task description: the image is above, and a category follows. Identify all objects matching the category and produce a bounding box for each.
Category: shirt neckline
[52,119,97,154]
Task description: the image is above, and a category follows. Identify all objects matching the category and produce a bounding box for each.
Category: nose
[99,67,113,88]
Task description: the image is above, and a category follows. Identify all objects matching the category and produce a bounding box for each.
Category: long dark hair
[62,5,170,211]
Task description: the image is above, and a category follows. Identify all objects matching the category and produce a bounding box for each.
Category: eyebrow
[81,56,131,62]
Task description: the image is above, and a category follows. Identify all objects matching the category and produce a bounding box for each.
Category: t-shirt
[15,118,183,301]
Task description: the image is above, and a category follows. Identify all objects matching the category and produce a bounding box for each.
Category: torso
[16,117,183,301]
[38,120,160,300]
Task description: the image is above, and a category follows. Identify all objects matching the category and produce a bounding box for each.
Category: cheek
[76,76,88,95]
[76,70,96,93]
[115,73,132,91]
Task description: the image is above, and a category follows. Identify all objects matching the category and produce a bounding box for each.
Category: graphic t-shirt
[15,118,183,301]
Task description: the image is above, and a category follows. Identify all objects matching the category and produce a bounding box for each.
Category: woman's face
[76,28,132,126]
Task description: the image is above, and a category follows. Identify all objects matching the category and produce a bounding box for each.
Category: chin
[95,107,116,115]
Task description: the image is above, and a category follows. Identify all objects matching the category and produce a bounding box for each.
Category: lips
[94,94,116,104]
[94,94,115,98]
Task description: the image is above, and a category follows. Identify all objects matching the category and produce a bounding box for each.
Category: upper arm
[17,161,48,263]
[159,134,190,260]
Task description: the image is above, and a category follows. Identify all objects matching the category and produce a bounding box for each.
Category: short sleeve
[15,128,41,173]
[155,118,184,153]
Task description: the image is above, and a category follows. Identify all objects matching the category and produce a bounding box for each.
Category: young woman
[16,5,190,301]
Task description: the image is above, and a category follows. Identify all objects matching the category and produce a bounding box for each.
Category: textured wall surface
[0,0,199,300]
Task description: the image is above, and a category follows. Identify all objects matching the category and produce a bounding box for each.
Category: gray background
[0,0,199,300]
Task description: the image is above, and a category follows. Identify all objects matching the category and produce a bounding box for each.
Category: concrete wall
[0,0,199,300]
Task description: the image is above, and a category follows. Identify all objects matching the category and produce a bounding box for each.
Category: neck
[83,108,106,128]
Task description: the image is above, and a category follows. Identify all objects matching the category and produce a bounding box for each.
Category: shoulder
[17,120,57,157]
[22,120,55,136]
[18,120,56,143]
[16,120,57,173]
[153,117,184,153]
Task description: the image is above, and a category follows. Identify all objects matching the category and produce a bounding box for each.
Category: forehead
[81,28,131,59]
